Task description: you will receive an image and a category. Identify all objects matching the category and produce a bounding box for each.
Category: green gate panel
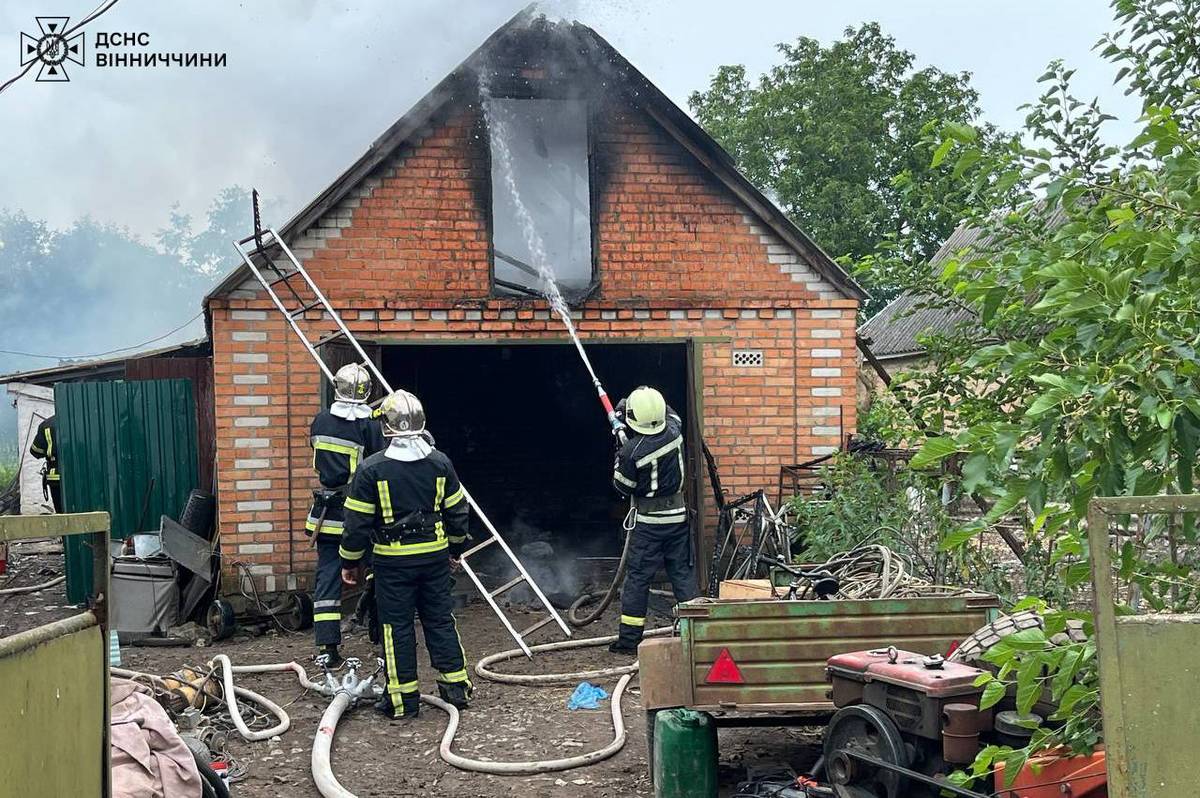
[56,379,199,603]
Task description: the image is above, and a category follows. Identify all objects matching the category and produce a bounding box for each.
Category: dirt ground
[1,545,821,797]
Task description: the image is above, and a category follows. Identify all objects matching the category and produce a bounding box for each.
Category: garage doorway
[380,340,698,601]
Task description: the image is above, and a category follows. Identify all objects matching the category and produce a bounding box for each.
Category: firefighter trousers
[618,520,697,647]
[313,536,346,646]
[374,553,470,718]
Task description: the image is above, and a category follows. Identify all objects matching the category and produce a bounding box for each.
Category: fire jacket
[310,408,386,489]
[339,445,470,565]
[612,408,688,526]
[29,416,60,482]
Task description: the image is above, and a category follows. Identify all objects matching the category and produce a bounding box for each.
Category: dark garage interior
[381,341,692,600]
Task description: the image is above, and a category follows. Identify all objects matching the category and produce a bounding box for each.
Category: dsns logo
[20,16,84,82]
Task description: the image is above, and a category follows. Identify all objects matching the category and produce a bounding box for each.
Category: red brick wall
[208,98,858,590]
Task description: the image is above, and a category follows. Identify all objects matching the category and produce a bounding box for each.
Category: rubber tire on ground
[948,609,1088,665]
[179,489,217,540]
[207,599,237,641]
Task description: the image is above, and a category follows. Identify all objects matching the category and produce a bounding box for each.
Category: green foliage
[951,606,1101,789]
[0,441,17,488]
[787,454,1013,597]
[892,0,1200,781]
[857,391,921,447]
[688,23,1011,316]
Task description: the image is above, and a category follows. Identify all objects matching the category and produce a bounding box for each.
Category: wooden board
[718,579,780,600]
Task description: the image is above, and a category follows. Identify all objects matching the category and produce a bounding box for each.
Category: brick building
[203,13,865,592]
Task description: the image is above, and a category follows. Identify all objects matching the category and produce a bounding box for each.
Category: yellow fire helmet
[625,386,667,435]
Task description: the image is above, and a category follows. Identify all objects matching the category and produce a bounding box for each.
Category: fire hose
[0,573,66,596]
[131,625,672,797]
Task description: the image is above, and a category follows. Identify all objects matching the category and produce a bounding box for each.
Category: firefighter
[339,389,473,720]
[308,363,386,666]
[28,415,62,513]
[609,386,697,654]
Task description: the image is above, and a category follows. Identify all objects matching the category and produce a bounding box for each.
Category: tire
[949,609,1088,664]
[280,591,313,632]
[179,489,217,540]
[207,599,237,641]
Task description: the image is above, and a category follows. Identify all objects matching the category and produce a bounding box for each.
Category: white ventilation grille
[732,349,764,368]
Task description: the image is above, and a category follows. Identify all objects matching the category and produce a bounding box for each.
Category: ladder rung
[267,270,299,289]
[314,330,347,348]
[519,615,556,638]
[461,537,496,559]
[489,575,526,598]
[289,299,325,318]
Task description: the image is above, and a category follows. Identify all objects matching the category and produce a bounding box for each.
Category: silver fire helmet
[333,363,372,404]
[380,389,427,438]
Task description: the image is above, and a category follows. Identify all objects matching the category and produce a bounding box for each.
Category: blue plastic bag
[567,681,609,710]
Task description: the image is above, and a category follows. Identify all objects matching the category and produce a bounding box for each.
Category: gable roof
[206,7,865,304]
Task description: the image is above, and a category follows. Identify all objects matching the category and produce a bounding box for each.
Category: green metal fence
[56,379,199,602]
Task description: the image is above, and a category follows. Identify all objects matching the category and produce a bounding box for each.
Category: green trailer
[639,594,999,772]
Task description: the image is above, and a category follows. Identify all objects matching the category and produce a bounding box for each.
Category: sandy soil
[2,548,821,797]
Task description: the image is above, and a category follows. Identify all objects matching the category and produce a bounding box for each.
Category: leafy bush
[788,453,1014,597]
[896,0,1200,785]
[0,442,17,488]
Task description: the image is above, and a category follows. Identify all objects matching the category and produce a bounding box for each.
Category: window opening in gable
[488,98,593,297]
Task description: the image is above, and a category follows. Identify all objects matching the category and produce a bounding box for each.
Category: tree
[157,185,275,277]
[900,0,1200,784]
[689,23,1008,313]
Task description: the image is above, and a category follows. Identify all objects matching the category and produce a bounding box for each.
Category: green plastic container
[653,709,717,798]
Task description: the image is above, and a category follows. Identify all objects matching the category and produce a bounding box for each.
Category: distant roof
[205,7,866,305]
[0,338,210,386]
[859,205,1068,360]
[858,224,985,360]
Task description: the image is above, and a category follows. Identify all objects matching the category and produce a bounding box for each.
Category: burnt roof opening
[488,97,594,299]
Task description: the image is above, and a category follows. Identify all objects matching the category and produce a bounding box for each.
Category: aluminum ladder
[232,223,571,658]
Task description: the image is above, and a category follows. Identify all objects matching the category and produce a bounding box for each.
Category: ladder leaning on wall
[230,197,570,658]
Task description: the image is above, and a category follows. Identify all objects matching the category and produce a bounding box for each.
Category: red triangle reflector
[705,647,744,684]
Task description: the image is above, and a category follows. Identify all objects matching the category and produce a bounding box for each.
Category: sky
[1,0,1139,243]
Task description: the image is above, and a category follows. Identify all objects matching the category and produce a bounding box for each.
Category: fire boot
[316,644,344,669]
[608,640,638,655]
[374,690,420,720]
[437,681,473,710]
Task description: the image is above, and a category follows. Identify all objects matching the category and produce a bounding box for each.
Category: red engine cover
[826,648,985,698]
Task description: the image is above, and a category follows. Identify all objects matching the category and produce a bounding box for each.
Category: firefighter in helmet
[609,386,697,654]
[307,363,386,666]
[28,415,62,512]
[340,389,473,719]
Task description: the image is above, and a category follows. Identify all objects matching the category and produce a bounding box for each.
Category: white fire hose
[121,628,674,796]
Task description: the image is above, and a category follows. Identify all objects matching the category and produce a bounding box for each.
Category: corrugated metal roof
[0,338,210,386]
[859,206,1068,359]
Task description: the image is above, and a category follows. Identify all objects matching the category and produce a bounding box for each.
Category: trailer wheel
[280,591,313,632]
[949,609,1088,664]
[207,599,237,641]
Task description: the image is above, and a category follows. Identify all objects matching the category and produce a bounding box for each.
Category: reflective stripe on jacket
[339,448,470,563]
[612,409,687,525]
[310,409,386,488]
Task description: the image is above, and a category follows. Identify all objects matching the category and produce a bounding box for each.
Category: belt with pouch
[311,486,346,510]
[374,509,443,545]
[634,493,685,513]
